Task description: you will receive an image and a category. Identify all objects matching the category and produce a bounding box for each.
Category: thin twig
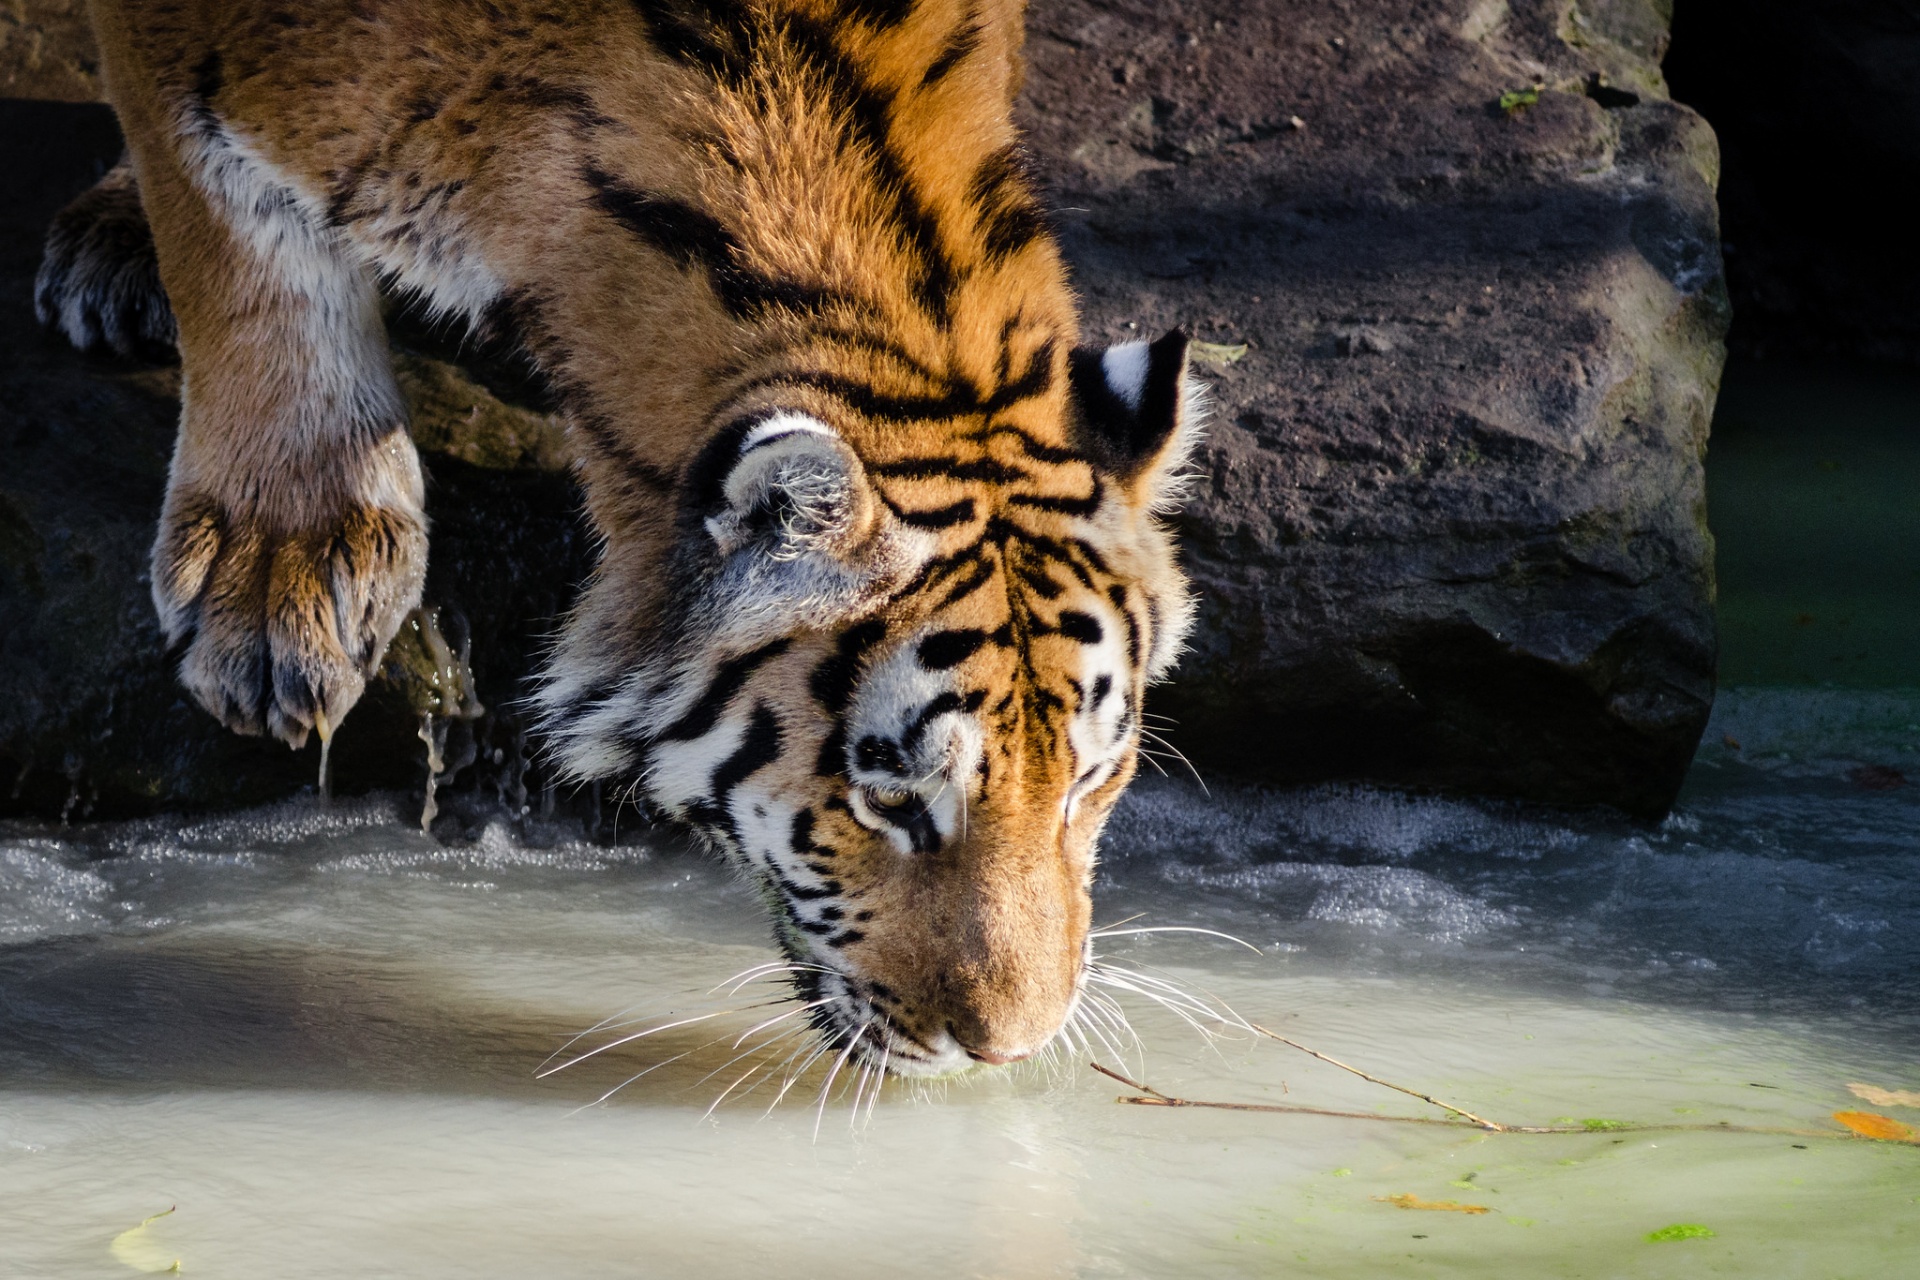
[1088,1062,1858,1140]
[1250,1022,1505,1131]
[1090,1063,1478,1125]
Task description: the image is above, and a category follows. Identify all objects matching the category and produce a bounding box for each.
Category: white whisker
[537,1001,787,1078]
[732,997,838,1049]
[1089,925,1263,954]
[813,1025,869,1141]
[1139,729,1208,794]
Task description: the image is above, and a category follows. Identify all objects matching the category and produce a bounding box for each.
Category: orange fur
[47,0,1201,1074]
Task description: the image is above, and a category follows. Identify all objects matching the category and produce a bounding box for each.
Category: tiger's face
[540,332,1198,1076]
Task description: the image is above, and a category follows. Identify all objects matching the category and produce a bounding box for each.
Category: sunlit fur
[50,1,1203,1077]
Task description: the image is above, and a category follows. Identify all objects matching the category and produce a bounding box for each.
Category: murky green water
[3,689,1917,1277]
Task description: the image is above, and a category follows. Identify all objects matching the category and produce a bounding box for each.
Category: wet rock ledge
[0,0,1724,820]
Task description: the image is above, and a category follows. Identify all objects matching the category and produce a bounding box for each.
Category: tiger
[36,0,1201,1077]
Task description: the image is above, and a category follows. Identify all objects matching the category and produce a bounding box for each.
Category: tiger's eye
[867,787,913,810]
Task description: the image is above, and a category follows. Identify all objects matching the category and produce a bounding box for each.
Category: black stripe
[922,13,981,85]
[773,866,841,901]
[1013,562,1065,599]
[810,618,888,713]
[917,628,988,671]
[773,12,959,317]
[935,555,997,609]
[628,0,748,75]
[972,422,1082,464]
[743,369,979,424]
[659,639,792,742]
[968,145,1052,264]
[1055,610,1104,645]
[1109,584,1142,668]
[901,803,941,854]
[687,702,783,837]
[982,339,1058,412]
[870,456,1027,483]
[573,412,677,491]
[900,691,964,753]
[815,722,849,778]
[892,497,975,528]
[1008,481,1103,517]
[842,0,918,28]
[790,806,820,854]
[856,734,908,775]
[191,49,223,102]
[582,165,836,319]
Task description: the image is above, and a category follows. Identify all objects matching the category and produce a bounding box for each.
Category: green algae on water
[1646,1223,1717,1243]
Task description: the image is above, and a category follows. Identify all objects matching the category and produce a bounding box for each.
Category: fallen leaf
[1189,340,1249,367]
[1377,1193,1490,1215]
[1834,1110,1918,1142]
[1646,1223,1716,1243]
[110,1206,183,1274]
[1848,1083,1920,1108]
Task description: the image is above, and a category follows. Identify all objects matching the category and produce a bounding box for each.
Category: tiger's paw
[152,488,428,748]
[35,161,178,359]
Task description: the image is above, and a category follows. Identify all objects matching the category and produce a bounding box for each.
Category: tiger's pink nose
[963,1045,1033,1067]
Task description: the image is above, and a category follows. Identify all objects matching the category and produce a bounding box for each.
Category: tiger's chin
[828,1014,987,1080]
[800,966,1069,1080]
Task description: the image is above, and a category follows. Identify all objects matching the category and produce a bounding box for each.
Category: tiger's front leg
[128,118,426,748]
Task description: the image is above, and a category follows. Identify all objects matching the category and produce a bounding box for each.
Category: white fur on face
[1062,595,1136,826]
[842,631,983,853]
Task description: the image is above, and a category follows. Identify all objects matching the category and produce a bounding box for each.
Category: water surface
[3,687,1916,1278]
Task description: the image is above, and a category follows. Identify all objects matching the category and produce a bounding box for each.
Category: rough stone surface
[0,0,1726,819]
[1019,0,1726,815]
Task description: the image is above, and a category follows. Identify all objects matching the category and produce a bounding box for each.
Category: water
[2,685,1916,1278]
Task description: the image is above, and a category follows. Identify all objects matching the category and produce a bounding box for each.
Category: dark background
[1667,0,1920,368]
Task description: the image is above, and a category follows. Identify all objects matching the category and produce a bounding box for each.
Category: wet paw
[153,492,428,747]
[35,161,178,359]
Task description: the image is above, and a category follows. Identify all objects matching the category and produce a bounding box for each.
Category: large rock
[1019,0,1726,815]
[1,0,1725,819]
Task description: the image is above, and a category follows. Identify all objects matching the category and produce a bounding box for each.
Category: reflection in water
[1,688,1917,1276]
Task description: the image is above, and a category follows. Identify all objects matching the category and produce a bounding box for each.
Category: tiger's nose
[957,1035,1034,1067]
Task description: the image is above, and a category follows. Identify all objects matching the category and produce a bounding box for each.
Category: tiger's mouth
[794,965,978,1079]
[790,953,1103,1080]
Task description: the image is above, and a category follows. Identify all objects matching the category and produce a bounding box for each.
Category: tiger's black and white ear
[1068,329,1201,510]
[702,412,881,561]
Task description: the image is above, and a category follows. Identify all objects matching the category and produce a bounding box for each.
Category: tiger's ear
[1068,329,1198,508]
[702,412,881,560]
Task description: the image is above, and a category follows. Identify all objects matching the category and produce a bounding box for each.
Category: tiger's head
[539,330,1199,1076]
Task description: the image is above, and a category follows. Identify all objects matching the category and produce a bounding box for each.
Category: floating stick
[1248,1022,1506,1131]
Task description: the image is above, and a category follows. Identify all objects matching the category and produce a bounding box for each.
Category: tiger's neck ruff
[73,0,1200,1075]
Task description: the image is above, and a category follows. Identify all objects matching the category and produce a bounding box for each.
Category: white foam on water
[0,840,116,942]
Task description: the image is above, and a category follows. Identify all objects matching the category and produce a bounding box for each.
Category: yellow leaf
[1834,1110,1918,1143]
[1848,1083,1920,1108]
[109,1205,183,1274]
[1189,340,1249,368]
[1376,1193,1491,1214]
